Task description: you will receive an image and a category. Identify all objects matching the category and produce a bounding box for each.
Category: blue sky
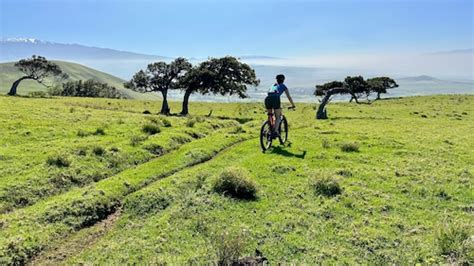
[1,0,472,58]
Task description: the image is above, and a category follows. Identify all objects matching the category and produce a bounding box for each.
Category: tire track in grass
[0,117,240,213]
[29,135,261,265]
[0,128,255,265]
[28,208,122,266]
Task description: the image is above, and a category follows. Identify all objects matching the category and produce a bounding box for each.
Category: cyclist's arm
[284,88,296,108]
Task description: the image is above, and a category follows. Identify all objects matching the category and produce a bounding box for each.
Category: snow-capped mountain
[0,38,169,62]
[0,38,171,78]
[2,38,53,44]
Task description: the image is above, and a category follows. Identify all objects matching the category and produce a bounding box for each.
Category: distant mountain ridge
[0,38,170,62]
[398,75,439,82]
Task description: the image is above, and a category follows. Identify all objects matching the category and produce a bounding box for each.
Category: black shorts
[265,95,281,109]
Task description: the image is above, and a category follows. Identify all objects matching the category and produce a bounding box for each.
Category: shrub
[142,123,161,135]
[46,154,71,167]
[144,144,165,156]
[92,146,106,156]
[213,167,258,200]
[436,219,473,263]
[341,142,359,152]
[312,176,342,197]
[51,79,124,99]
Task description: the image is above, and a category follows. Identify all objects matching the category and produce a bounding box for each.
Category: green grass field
[0,95,472,264]
[0,61,159,100]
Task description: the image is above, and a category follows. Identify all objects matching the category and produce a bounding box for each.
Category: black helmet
[276,74,285,82]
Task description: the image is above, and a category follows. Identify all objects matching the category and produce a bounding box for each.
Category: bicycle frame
[267,110,284,133]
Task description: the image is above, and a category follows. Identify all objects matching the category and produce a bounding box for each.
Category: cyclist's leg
[274,108,282,134]
[267,108,274,127]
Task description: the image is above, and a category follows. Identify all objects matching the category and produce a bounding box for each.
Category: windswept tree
[345,76,369,103]
[179,56,259,115]
[8,55,68,96]
[315,76,370,119]
[367,77,398,100]
[315,76,398,119]
[125,58,192,115]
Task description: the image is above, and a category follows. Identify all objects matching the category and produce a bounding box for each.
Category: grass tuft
[322,138,331,149]
[161,118,172,127]
[341,142,359,152]
[142,123,161,135]
[130,135,148,146]
[46,154,71,167]
[312,175,342,197]
[93,128,106,136]
[144,143,165,156]
[213,229,249,265]
[92,146,106,156]
[436,219,473,264]
[213,167,257,200]
[186,118,196,128]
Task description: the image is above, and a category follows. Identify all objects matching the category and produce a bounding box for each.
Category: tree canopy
[367,77,399,99]
[179,56,259,115]
[8,55,68,96]
[125,58,192,114]
[314,76,397,119]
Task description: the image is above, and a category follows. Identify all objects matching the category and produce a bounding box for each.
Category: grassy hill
[0,61,160,99]
[0,95,472,264]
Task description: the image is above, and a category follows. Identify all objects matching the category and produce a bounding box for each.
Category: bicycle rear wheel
[260,120,272,152]
[278,116,288,145]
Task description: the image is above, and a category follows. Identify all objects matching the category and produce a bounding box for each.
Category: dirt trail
[29,209,122,265]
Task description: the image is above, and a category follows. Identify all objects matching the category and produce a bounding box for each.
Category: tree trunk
[160,90,170,115]
[316,88,347,120]
[180,89,193,115]
[376,92,381,100]
[350,93,360,104]
[8,76,31,96]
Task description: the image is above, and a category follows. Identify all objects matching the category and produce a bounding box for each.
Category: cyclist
[264,74,295,137]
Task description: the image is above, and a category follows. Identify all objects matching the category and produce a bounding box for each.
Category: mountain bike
[260,106,295,152]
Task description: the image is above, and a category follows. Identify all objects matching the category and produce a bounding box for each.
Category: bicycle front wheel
[278,116,288,145]
[260,120,272,152]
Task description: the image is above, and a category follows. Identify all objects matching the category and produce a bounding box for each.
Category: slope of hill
[0,61,159,99]
[0,95,472,264]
